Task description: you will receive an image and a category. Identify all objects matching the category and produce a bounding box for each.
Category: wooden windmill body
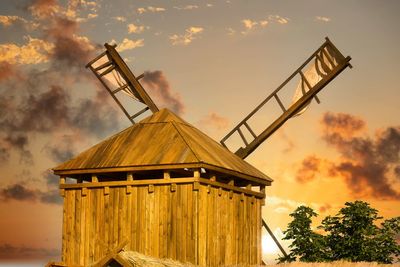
[48,38,351,267]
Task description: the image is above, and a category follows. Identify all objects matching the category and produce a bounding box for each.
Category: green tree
[279,206,328,262]
[320,201,382,262]
[279,201,400,264]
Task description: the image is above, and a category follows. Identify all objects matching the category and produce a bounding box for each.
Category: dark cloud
[0,184,37,201]
[0,183,62,205]
[296,112,400,200]
[44,171,59,186]
[46,17,100,68]
[0,243,59,260]
[44,135,75,163]
[142,70,185,115]
[0,62,15,82]
[40,189,62,204]
[322,112,365,138]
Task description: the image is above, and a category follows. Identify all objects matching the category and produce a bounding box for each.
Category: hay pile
[118,251,195,267]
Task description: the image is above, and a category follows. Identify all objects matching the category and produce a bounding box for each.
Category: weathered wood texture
[54,109,271,184]
[62,182,262,266]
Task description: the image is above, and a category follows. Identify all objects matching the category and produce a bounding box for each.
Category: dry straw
[118,251,400,267]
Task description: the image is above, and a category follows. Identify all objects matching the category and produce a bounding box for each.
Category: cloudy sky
[0,0,399,265]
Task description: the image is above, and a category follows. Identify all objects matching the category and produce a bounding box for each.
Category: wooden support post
[91,174,98,183]
[163,170,171,180]
[171,183,176,192]
[260,185,266,206]
[126,172,133,194]
[82,188,87,196]
[228,180,234,199]
[148,184,154,193]
[193,181,200,191]
[104,186,110,195]
[194,169,200,178]
[59,176,65,197]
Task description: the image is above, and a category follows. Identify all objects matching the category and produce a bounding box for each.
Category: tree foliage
[279,201,400,263]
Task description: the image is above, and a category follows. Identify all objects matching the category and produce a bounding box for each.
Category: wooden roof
[54,109,272,183]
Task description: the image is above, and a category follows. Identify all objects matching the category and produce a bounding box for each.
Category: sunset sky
[0,0,399,265]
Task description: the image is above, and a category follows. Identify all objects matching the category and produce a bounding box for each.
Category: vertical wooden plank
[79,189,86,265]
[181,184,188,262]
[69,190,76,265]
[118,186,125,244]
[126,183,132,251]
[237,192,243,265]
[207,186,214,266]
[168,183,176,259]
[103,187,110,257]
[193,182,199,265]
[61,191,67,263]
[198,185,207,266]
[98,188,104,259]
[131,186,138,252]
[257,199,261,265]
[89,188,97,263]
[145,184,152,255]
[84,189,90,266]
[140,186,147,254]
[175,184,182,262]
[182,184,193,262]
[153,185,160,257]
[113,187,119,248]
[74,189,81,264]
[159,185,167,258]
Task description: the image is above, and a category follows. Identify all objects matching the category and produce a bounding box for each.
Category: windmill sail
[220,37,352,159]
[292,43,340,116]
[86,43,159,124]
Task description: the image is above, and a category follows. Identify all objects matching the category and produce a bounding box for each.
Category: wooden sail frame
[220,37,352,159]
[86,43,159,124]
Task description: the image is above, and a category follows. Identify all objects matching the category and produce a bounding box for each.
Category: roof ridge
[171,121,202,163]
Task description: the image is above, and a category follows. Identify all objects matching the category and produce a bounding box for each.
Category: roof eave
[53,162,272,186]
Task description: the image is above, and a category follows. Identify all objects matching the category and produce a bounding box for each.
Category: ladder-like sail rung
[130,106,150,120]
[93,61,113,72]
[274,94,286,112]
[237,128,249,146]
[243,122,257,139]
[112,84,129,94]
[136,73,144,80]
[85,51,107,67]
[100,65,115,76]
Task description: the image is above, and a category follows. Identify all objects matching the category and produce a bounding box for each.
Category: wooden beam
[104,44,159,113]
[92,239,129,267]
[54,162,273,185]
[262,220,288,258]
[61,177,198,189]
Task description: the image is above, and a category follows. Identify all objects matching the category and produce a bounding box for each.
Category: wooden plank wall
[61,183,261,266]
[198,184,261,266]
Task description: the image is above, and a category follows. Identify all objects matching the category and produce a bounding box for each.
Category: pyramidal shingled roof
[54,109,272,183]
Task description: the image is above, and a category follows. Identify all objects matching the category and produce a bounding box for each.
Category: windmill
[47,37,351,267]
[86,37,351,257]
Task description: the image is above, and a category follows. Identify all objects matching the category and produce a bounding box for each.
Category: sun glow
[262,233,280,255]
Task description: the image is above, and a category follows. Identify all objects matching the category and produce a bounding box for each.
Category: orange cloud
[198,112,230,130]
[0,36,54,65]
[169,27,204,46]
[296,112,400,200]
